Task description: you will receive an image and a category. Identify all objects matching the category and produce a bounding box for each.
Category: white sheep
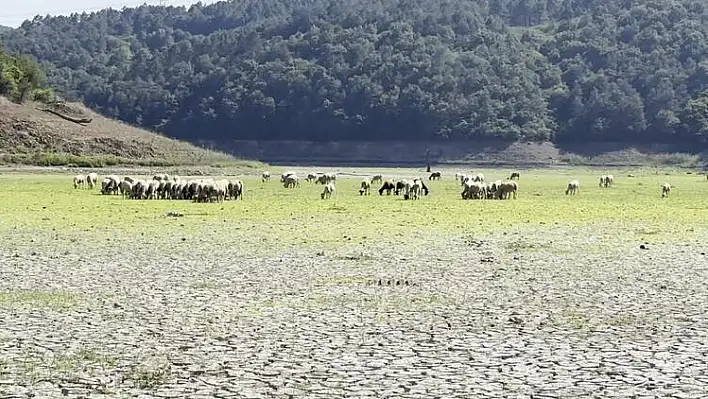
[455,172,466,185]
[409,179,423,200]
[262,171,271,182]
[283,174,299,188]
[321,182,336,199]
[661,182,671,197]
[100,175,121,195]
[566,180,580,195]
[462,181,485,200]
[399,179,414,199]
[131,180,147,199]
[228,179,243,200]
[315,174,328,184]
[73,175,85,189]
[599,175,614,188]
[146,180,160,199]
[120,180,133,198]
[86,173,98,189]
[280,171,296,183]
[496,181,518,200]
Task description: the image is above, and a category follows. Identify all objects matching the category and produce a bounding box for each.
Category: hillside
[2,0,708,148]
[0,97,244,167]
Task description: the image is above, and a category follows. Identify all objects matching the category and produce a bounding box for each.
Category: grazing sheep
[315,174,328,184]
[105,175,121,194]
[187,180,201,200]
[661,183,671,197]
[194,179,217,202]
[509,171,520,180]
[283,174,299,188]
[86,173,98,189]
[462,181,486,200]
[409,179,423,200]
[371,175,383,184]
[306,173,318,183]
[455,172,467,186]
[321,182,336,199]
[496,181,519,200]
[228,179,243,200]
[379,180,396,195]
[214,179,229,202]
[119,180,133,198]
[262,171,271,182]
[400,179,414,200]
[280,171,296,182]
[359,179,372,196]
[599,174,614,188]
[146,180,160,199]
[315,172,337,184]
[485,180,502,199]
[565,180,580,195]
[420,180,429,196]
[171,181,184,200]
[429,171,441,180]
[153,173,169,182]
[394,181,407,196]
[159,180,173,199]
[73,175,85,189]
[101,177,120,195]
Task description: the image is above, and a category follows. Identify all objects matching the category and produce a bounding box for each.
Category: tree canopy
[2,0,708,146]
[0,42,50,103]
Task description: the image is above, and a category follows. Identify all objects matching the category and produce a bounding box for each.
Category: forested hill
[3,0,708,146]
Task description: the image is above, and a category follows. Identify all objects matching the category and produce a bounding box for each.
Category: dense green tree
[1,0,708,146]
[0,42,50,102]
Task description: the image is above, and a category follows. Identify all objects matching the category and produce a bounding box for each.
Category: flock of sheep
[73,173,243,202]
[455,172,519,200]
[71,169,682,202]
[272,171,433,200]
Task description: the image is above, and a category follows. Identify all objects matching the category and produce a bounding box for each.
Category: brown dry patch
[0,98,240,166]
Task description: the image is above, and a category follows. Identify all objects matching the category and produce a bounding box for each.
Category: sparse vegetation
[0,290,79,310]
[0,98,262,167]
[0,168,705,249]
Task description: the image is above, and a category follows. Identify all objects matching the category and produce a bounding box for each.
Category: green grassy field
[0,167,706,255]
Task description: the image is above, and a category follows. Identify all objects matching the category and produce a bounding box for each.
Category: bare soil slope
[0,98,238,166]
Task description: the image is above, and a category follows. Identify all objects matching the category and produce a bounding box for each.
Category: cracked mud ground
[1,224,707,398]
